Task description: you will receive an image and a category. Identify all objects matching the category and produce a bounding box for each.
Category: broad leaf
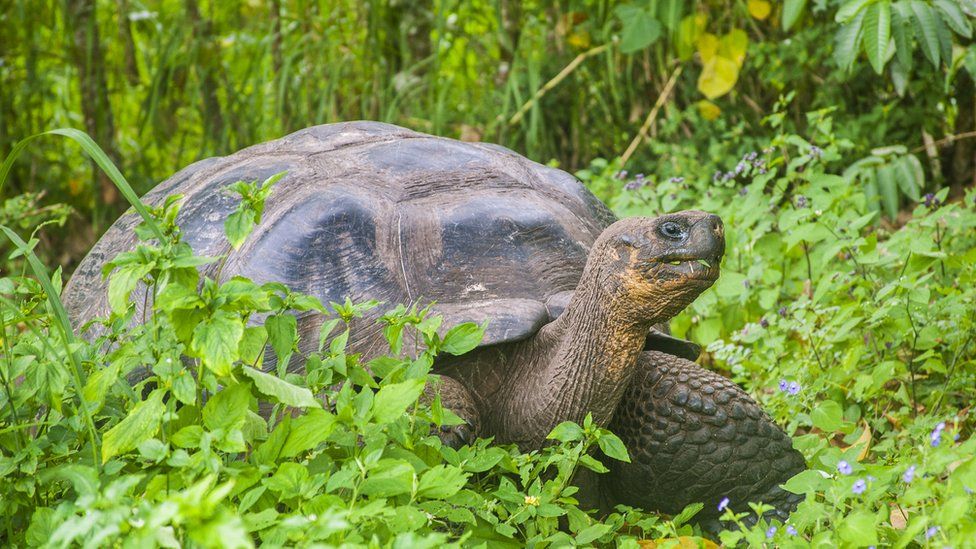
[863,1,891,74]
[242,365,319,408]
[440,321,487,355]
[417,465,469,499]
[102,390,166,463]
[782,0,807,30]
[202,382,251,433]
[372,378,426,424]
[191,308,244,377]
[619,7,661,53]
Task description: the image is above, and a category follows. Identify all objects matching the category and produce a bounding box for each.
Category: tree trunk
[949,70,976,199]
[64,0,120,206]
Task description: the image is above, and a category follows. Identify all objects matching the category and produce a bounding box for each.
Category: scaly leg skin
[422,374,481,449]
[604,351,805,527]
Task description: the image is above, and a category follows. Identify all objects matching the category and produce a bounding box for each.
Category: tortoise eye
[659,221,686,240]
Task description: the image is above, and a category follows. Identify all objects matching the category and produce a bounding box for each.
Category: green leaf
[910,0,943,67]
[440,321,487,355]
[224,208,256,249]
[835,9,868,72]
[863,1,891,74]
[619,7,662,54]
[891,3,916,71]
[875,163,900,219]
[836,0,871,23]
[102,390,166,463]
[811,400,844,432]
[417,465,469,499]
[894,155,924,201]
[547,421,584,443]
[242,365,319,408]
[935,0,972,38]
[361,459,415,497]
[576,524,613,544]
[372,378,426,424]
[265,313,297,370]
[839,511,879,545]
[782,469,827,494]
[280,409,336,458]
[191,308,244,377]
[597,433,631,462]
[107,263,153,314]
[782,0,808,31]
[203,382,251,433]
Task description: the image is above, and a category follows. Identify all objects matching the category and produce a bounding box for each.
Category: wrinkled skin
[430,212,805,522]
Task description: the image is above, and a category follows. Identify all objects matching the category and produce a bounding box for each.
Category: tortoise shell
[65,122,696,360]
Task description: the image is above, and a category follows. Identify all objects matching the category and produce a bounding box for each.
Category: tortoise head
[588,211,725,322]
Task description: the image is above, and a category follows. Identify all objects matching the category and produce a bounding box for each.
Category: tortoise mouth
[655,257,721,282]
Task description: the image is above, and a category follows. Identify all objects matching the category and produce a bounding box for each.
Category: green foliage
[0,162,706,546]
[583,102,976,546]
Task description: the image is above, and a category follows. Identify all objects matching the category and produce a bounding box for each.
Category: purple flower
[738,187,748,196]
[809,145,823,159]
[778,306,788,317]
[745,151,758,162]
[796,195,808,208]
[717,496,730,512]
[788,382,801,395]
[615,170,628,180]
[669,176,684,184]
[852,479,867,494]
[779,379,789,392]
[931,423,945,447]
[624,181,641,191]
[903,465,916,484]
[837,460,852,475]
[923,193,940,208]
[766,526,777,539]
[786,525,798,536]
[760,317,769,328]
[925,525,939,540]
[713,171,723,182]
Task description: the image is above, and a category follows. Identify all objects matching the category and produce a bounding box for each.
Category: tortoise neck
[491,271,658,449]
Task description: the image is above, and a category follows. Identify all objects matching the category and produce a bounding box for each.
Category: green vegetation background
[2,0,976,547]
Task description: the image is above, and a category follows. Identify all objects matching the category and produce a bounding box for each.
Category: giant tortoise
[64,121,804,521]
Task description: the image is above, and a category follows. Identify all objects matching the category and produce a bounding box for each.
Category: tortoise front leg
[604,351,805,522]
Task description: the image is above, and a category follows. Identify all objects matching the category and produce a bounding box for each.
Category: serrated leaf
[265,313,297,372]
[361,459,415,497]
[863,2,891,74]
[107,263,152,314]
[102,390,165,463]
[910,0,943,67]
[783,0,808,30]
[417,465,469,499]
[202,382,251,433]
[191,309,243,377]
[280,409,336,457]
[242,365,319,408]
[224,208,255,249]
[372,378,425,424]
